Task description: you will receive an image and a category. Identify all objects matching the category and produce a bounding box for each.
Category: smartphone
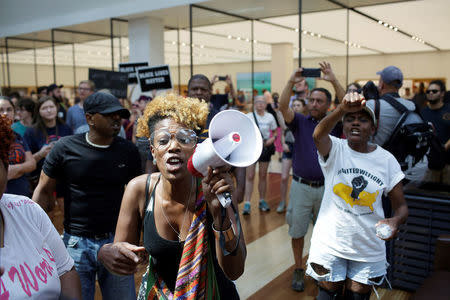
[218,76,227,81]
[301,68,321,78]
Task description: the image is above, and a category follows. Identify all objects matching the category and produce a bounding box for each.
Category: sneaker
[291,268,305,292]
[276,201,286,213]
[258,199,270,212]
[242,202,251,215]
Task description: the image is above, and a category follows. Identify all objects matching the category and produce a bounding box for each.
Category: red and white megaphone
[188,110,263,207]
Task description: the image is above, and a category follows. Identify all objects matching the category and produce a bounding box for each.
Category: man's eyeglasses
[426,89,440,94]
[78,87,92,92]
[150,128,197,150]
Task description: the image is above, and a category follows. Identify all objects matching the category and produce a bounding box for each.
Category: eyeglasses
[426,89,440,94]
[78,87,92,92]
[150,128,197,150]
[347,88,362,94]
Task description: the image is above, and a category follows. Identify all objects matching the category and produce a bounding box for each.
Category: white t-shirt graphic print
[0,194,74,299]
[310,136,404,262]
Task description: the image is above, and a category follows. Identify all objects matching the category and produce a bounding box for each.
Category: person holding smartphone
[210,75,237,111]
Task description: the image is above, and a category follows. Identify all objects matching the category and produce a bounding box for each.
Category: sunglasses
[426,89,440,94]
[150,128,197,150]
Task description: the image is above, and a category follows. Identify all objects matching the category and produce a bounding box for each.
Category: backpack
[374,94,434,171]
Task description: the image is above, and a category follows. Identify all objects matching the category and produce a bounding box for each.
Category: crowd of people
[0,60,448,299]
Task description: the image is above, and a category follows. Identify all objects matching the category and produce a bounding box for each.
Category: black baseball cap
[84,92,130,118]
[47,83,63,92]
[37,86,48,94]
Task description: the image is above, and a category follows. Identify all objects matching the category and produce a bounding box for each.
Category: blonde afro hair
[136,93,209,138]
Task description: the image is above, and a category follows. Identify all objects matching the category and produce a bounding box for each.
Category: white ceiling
[1,0,448,69]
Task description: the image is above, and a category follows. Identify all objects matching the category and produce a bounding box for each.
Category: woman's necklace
[159,177,193,241]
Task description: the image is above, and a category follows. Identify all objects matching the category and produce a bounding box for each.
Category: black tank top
[142,175,240,298]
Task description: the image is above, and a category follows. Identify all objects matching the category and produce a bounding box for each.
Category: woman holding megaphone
[98,93,245,299]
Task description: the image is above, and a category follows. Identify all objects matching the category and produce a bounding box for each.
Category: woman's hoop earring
[153,158,157,165]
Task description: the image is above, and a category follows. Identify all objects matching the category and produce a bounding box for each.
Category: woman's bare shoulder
[126,173,161,192]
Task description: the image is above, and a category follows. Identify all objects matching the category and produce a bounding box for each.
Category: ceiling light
[200,45,204,48]
[389,25,393,29]
[237,37,241,40]
[227,35,232,39]
[378,20,383,24]
[172,41,176,45]
[245,38,249,42]
[344,41,348,45]
[253,40,257,44]
[294,28,299,32]
[302,48,306,52]
[310,32,314,36]
[181,42,186,46]
[317,34,321,38]
[384,23,388,27]
[303,30,307,35]
[394,28,398,32]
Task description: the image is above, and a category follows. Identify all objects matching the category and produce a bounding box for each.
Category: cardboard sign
[88,68,128,99]
[119,62,148,84]
[137,65,172,92]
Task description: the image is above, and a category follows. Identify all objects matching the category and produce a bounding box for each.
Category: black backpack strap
[374,98,380,136]
[381,94,408,115]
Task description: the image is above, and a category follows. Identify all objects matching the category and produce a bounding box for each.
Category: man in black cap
[37,86,48,98]
[33,92,141,300]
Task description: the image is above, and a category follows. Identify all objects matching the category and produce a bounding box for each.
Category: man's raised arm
[319,61,346,103]
[279,68,304,124]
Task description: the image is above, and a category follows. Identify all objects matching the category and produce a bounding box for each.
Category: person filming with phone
[210,75,237,111]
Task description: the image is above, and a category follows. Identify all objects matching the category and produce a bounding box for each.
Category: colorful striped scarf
[145,181,220,300]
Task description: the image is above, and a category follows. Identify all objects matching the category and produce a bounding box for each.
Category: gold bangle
[212,222,235,242]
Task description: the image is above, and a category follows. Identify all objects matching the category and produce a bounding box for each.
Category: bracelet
[212,221,235,242]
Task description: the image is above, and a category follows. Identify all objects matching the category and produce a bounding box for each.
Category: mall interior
[1,0,449,299]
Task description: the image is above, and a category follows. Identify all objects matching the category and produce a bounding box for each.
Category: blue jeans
[63,232,136,300]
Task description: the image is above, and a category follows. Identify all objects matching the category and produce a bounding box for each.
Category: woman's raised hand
[341,92,366,113]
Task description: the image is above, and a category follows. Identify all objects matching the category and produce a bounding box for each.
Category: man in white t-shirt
[243,95,277,214]
[308,93,408,299]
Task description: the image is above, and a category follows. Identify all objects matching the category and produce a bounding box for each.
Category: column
[271,43,293,94]
[128,16,164,100]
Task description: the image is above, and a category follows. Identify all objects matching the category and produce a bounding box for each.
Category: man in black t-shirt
[33,92,141,300]
[422,80,450,184]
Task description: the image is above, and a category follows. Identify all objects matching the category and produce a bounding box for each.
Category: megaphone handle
[218,204,242,257]
[217,192,232,208]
